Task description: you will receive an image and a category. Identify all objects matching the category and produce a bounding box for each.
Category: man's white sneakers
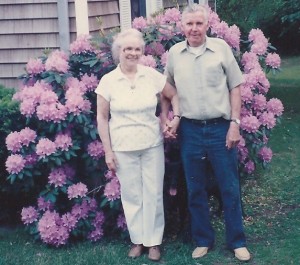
[234,247,251,261]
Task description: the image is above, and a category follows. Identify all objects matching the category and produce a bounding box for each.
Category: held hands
[162,116,180,139]
[226,122,241,149]
[105,152,118,172]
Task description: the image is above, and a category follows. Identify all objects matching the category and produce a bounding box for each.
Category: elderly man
[164,4,251,262]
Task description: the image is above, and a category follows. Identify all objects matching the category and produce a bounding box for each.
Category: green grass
[0,56,299,265]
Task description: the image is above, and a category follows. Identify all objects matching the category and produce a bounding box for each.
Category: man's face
[182,11,209,47]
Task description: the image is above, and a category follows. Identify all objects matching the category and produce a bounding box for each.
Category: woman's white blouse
[95,64,167,151]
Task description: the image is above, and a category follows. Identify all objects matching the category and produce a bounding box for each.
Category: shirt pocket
[206,65,223,87]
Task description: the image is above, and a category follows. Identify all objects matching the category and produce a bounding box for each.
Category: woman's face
[119,37,143,67]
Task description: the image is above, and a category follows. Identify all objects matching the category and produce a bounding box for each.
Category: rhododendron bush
[5,7,283,246]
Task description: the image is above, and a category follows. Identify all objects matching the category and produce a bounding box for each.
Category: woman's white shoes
[192,247,209,258]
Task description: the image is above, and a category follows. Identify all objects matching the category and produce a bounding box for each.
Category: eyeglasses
[122,47,143,54]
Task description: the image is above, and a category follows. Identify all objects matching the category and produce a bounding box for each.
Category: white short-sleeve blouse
[95,64,167,151]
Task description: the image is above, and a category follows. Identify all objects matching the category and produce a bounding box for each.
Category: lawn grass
[0,56,299,265]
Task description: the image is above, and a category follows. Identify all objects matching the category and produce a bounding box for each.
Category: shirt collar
[178,36,217,53]
[115,64,146,80]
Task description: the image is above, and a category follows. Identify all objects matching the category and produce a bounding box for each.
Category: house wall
[0,0,119,89]
[0,0,215,89]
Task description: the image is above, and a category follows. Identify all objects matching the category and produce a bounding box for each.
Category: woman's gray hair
[182,4,209,23]
[111,28,145,64]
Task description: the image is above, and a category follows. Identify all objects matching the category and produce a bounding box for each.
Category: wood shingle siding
[0,0,120,89]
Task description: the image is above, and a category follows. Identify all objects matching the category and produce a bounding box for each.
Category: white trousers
[115,144,165,247]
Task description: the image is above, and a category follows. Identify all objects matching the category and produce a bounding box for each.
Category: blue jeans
[179,118,246,249]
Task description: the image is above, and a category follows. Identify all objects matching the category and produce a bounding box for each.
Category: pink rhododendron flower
[253,94,267,112]
[248,28,265,42]
[92,211,105,227]
[70,34,94,54]
[132,16,148,29]
[248,29,268,55]
[244,160,255,174]
[21,206,38,225]
[39,90,58,104]
[36,138,57,158]
[26,58,45,74]
[238,146,249,163]
[88,228,104,242]
[117,213,127,231]
[6,131,22,153]
[48,168,68,187]
[81,73,98,91]
[55,133,72,151]
[240,106,252,117]
[36,102,67,123]
[38,210,69,247]
[241,52,260,73]
[67,182,88,199]
[87,140,105,159]
[65,77,87,93]
[19,127,37,146]
[105,170,116,180]
[265,53,281,69]
[224,24,240,50]
[160,51,168,67]
[61,212,78,232]
[71,200,89,219]
[162,8,181,23]
[259,111,276,129]
[45,50,69,73]
[258,146,273,163]
[24,153,38,166]
[139,55,157,68]
[210,21,229,39]
[37,197,53,211]
[20,99,37,117]
[267,98,284,116]
[241,86,253,103]
[104,178,120,201]
[241,115,260,133]
[208,9,220,28]
[5,154,25,174]
[158,25,176,41]
[145,42,166,56]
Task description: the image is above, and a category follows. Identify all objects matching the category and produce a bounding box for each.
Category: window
[131,0,146,20]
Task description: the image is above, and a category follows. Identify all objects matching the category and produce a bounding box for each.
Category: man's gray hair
[182,4,209,23]
[111,28,145,64]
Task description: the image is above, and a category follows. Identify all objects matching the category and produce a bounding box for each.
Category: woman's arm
[96,95,118,171]
[161,82,180,138]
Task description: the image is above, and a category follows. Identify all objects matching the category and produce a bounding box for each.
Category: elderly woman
[96,28,180,261]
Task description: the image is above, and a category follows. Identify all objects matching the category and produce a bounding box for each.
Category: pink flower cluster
[248,29,268,55]
[45,50,69,73]
[26,58,45,74]
[55,133,72,151]
[258,147,273,162]
[139,55,157,68]
[265,53,281,69]
[21,206,39,225]
[87,140,105,159]
[104,178,120,201]
[70,34,95,54]
[36,138,57,158]
[6,127,37,153]
[117,213,127,231]
[5,154,26,174]
[67,182,88,199]
[38,210,69,247]
[48,167,68,187]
